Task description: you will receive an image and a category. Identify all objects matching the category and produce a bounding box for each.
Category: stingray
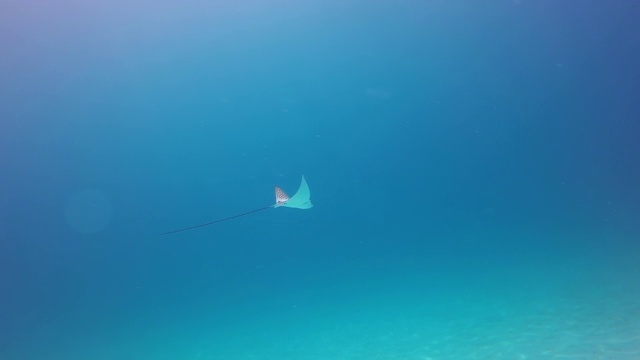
[161,175,313,235]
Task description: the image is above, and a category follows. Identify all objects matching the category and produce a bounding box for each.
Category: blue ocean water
[1,1,639,359]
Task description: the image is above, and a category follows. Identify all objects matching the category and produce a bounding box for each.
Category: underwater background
[1,1,639,359]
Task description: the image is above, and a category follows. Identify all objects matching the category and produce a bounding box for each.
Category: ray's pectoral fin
[283,175,313,209]
[274,175,313,209]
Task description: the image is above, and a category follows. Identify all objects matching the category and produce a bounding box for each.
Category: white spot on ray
[275,186,290,206]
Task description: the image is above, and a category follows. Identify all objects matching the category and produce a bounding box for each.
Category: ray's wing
[282,175,313,209]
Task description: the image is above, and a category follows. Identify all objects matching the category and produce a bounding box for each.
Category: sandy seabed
[193,259,640,360]
[11,250,640,360]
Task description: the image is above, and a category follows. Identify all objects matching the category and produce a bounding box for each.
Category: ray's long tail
[160,205,273,236]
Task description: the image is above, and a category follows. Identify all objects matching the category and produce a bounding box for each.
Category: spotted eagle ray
[161,175,312,235]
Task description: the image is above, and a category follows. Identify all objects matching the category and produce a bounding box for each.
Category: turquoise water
[2,1,639,359]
